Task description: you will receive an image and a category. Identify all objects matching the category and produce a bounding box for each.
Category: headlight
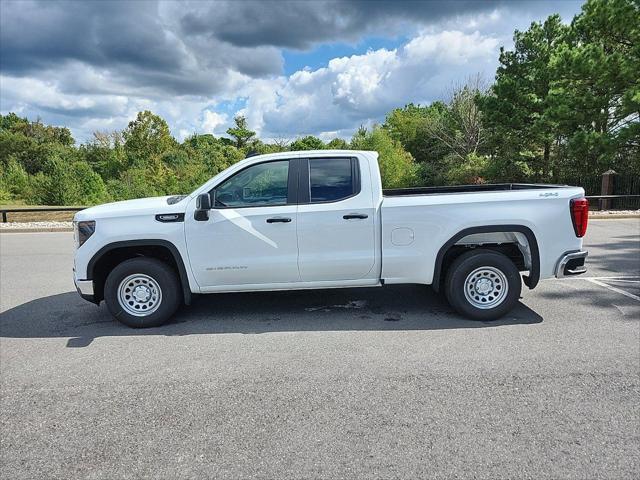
[74,220,96,248]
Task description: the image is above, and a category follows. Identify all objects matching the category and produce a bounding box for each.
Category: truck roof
[245,149,377,161]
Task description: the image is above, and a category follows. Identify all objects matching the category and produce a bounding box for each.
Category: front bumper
[555,251,588,278]
[74,274,97,303]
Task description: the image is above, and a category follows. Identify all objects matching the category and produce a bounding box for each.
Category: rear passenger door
[296,157,376,282]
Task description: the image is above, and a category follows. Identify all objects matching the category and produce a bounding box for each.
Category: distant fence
[585,195,640,210]
[0,207,86,223]
[560,171,639,210]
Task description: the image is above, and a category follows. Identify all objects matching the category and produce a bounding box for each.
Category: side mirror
[194,193,211,221]
[196,193,211,210]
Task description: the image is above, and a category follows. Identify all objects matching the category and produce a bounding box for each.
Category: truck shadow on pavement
[0,285,542,348]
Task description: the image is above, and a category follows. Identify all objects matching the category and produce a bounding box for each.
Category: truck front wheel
[104,257,181,328]
[444,249,521,321]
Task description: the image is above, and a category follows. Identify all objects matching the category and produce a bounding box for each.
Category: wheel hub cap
[132,285,152,302]
[463,266,509,310]
[117,274,162,317]
[475,278,493,295]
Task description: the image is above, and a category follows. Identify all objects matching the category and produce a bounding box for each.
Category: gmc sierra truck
[73,150,589,327]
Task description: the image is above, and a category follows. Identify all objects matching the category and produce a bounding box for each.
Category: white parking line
[600,278,640,284]
[586,278,640,301]
[561,275,639,281]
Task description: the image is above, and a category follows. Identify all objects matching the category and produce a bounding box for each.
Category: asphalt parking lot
[1,218,639,479]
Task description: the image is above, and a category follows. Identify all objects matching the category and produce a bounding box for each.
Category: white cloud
[201,110,228,134]
[404,30,499,64]
[0,75,128,114]
[1,29,499,143]
[1,0,584,144]
[242,29,499,138]
[1,29,499,142]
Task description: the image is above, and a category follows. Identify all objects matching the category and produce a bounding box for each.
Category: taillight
[570,198,589,237]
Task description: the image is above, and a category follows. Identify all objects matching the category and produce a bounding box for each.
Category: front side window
[214,160,289,208]
[309,158,355,202]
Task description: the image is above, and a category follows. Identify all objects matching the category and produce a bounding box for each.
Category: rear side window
[309,158,356,202]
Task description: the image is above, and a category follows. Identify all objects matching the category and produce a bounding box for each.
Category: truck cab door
[296,157,377,282]
[184,158,300,289]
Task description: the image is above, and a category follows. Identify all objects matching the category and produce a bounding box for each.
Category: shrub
[445,153,491,185]
[351,126,418,188]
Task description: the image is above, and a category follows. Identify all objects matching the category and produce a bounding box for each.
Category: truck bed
[383,183,568,197]
[380,182,585,286]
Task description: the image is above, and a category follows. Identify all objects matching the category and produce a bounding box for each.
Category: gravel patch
[0,221,73,230]
[590,209,639,216]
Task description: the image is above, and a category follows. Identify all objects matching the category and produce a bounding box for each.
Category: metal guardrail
[585,195,640,198]
[1,207,86,223]
[586,195,640,210]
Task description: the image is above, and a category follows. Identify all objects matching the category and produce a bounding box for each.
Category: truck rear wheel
[445,249,521,321]
[104,257,181,328]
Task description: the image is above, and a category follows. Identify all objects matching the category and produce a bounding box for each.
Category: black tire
[104,257,181,328]
[444,249,521,321]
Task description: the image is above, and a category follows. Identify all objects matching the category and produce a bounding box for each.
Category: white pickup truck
[73,150,589,327]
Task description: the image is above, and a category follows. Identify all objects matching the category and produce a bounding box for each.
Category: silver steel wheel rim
[117,274,162,317]
[463,266,508,309]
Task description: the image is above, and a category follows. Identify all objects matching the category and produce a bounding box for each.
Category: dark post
[1,210,6,223]
[599,170,616,210]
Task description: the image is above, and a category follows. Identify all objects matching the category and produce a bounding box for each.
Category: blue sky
[282,37,407,75]
[0,0,584,143]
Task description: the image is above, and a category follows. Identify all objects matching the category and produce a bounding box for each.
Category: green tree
[326,138,349,149]
[107,168,161,201]
[480,15,569,181]
[123,110,177,167]
[8,117,74,147]
[0,114,76,174]
[82,131,127,179]
[32,157,109,205]
[182,133,244,177]
[290,135,326,151]
[226,115,256,149]
[385,102,449,167]
[0,157,30,201]
[445,153,491,185]
[426,80,488,162]
[0,112,29,132]
[549,0,640,176]
[249,140,289,154]
[385,78,490,185]
[350,126,417,188]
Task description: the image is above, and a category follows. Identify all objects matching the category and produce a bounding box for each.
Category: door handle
[343,213,368,220]
[266,217,292,223]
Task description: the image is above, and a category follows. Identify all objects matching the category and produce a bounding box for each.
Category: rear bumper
[555,251,588,278]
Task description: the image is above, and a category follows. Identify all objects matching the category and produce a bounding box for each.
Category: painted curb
[590,214,640,219]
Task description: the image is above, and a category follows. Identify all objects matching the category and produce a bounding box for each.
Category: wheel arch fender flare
[432,224,540,292]
[87,239,192,305]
